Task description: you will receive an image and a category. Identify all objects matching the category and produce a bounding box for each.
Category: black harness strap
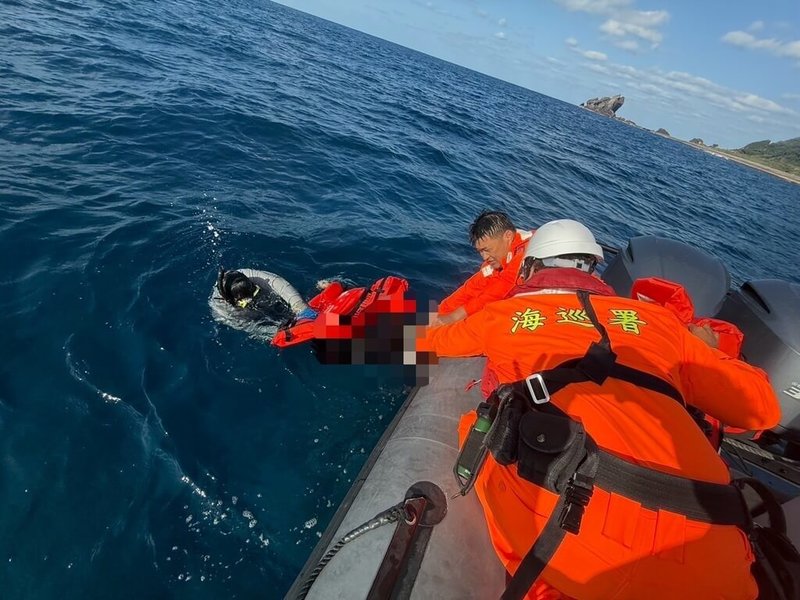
[501,495,567,600]
[342,286,373,319]
[502,446,600,600]
[350,276,389,319]
[608,363,685,406]
[524,361,685,407]
[595,451,747,526]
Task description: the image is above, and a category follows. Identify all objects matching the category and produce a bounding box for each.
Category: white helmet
[525,219,603,261]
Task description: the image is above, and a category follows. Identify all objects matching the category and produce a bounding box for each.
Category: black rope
[292,501,408,600]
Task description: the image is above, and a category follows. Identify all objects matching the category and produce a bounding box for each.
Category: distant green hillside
[730,137,800,176]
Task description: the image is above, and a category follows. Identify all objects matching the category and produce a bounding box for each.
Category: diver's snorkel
[217,268,227,299]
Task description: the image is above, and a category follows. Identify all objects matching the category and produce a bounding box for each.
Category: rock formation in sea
[581,95,624,117]
[655,128,671,137]
[690,138,704,145]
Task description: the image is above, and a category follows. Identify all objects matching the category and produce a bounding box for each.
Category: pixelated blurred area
[311,296,438,386]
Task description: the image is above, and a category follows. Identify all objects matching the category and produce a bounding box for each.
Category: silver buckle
[525,373,550,404]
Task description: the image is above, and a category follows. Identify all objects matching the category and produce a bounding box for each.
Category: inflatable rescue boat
[285,236,800,599]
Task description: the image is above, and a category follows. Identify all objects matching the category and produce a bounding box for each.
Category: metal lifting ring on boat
[403,503,418,526]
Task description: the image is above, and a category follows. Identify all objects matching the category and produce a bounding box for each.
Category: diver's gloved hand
[297,307,319,321]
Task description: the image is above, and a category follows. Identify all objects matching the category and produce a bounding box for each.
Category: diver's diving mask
[236,285,260,308]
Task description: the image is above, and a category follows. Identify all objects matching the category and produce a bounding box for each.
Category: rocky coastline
[580,95,800,185]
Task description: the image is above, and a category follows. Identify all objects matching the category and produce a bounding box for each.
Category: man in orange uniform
[435,211,533,325]
[421,220,781,599]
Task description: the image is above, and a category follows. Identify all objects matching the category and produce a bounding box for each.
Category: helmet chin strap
[519,257,537,282]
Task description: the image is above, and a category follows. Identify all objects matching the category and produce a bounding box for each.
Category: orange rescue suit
[422,288,780,600]
[439,230,532,317]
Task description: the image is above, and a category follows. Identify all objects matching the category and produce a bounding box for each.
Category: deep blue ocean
[1,0,799,598]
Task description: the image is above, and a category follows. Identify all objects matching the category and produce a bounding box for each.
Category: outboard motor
[602,236,731,317]
[716,280,800,441]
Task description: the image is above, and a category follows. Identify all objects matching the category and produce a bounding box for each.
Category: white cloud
[722,30,800,61]
[782,92,800,101]
[554,0,669,49]
[735,93,790,114]
[583,50,608,61]
[622,9,669,28]
[495,31,506,39]
[615,64,637,77]
[566,38,608,60]
[498,17,507,27]
[634,82,663,95]
[722,31,780,51]
[785,41,800,60]
[557,0,631,14]
[600,17,664,45]
[613,38,639,52]
[748,20,765,32]
[588,63,610,74]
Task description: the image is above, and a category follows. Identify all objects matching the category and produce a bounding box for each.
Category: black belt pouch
[516,411,587,494]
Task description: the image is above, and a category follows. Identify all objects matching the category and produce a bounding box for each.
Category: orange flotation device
[631,277,744,357]
[271,276,410,348]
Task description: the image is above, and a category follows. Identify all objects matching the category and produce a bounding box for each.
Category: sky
[273,0,800,148]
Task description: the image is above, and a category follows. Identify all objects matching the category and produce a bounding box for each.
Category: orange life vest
[439,229,533,316]
[272,276,410,348]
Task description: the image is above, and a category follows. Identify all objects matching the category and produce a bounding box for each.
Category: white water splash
[199,203,223,258]
[99,391,122,404]
[180,475,208,499]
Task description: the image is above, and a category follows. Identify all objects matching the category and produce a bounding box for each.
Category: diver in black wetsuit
[217,268,300,326]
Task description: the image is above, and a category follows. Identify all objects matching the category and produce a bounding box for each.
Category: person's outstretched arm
[679,327,781,430]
